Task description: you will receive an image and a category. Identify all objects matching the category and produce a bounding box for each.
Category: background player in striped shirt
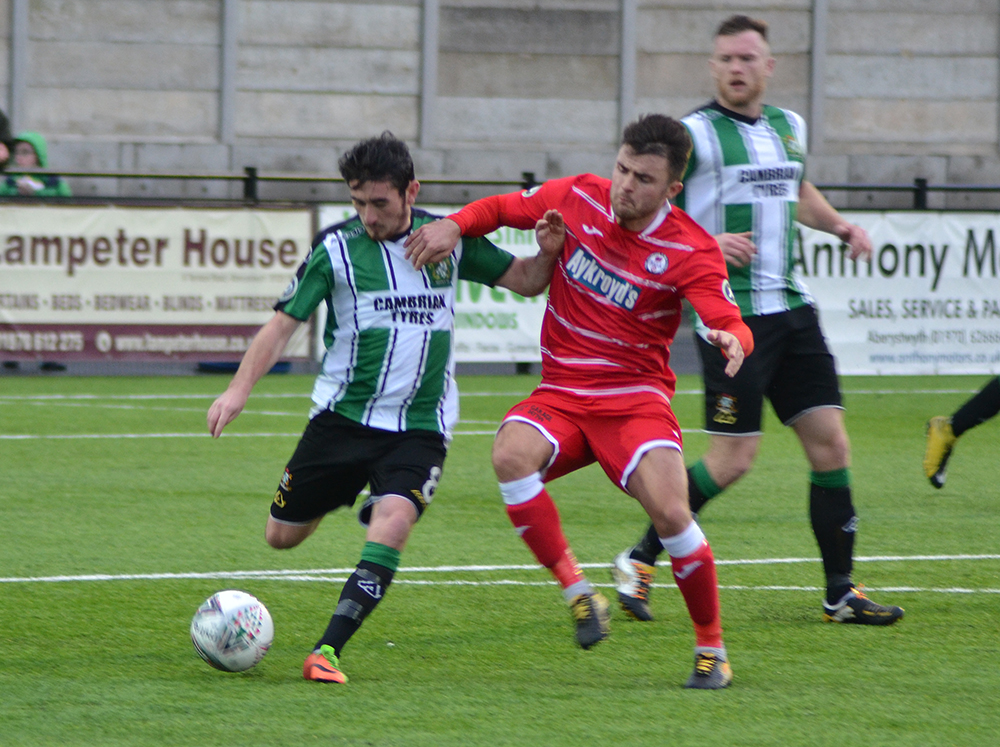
[407,114,752,689]
[207,132,562,684]
[614,15,904,628]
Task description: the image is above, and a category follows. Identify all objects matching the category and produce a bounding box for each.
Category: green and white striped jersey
[677,101,812,318]
[277,208,514,436]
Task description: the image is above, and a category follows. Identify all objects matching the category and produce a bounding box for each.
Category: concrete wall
[636,2,812,123]
[3,0,999,205]
[0,0,9,113]
[821,0,1000,209]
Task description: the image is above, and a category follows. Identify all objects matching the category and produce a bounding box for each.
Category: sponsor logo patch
[564,246,640,310]
[722,279,737,306]
[674,560,703,580]
[278,277,298,303]
[358,580,383,599]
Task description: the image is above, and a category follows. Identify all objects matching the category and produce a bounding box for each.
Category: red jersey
[452,174,753,400]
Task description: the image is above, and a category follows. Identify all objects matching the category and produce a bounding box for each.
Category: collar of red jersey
[638,201,672,236]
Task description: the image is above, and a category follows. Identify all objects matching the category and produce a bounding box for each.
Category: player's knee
[265,529,296,550]
[807,428,851,471]
[366,495,418,548]
[821,432,851,470]
[265,520,306,550]
[491,444,523,481]
[648,500,694,538]
[723,455,754,484]
[706,440,757,486]
[492,425,549,481]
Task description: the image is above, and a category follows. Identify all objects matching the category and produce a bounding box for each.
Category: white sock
[658,521,706,559]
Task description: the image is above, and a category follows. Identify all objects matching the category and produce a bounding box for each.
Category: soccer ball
[190,590,274,672]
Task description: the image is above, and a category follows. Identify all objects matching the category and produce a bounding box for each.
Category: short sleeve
[457,237,516,287]
[274,240,333,320]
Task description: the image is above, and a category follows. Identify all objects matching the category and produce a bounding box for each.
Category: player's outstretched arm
[207,311,301,438]
[495,209,564,297]
[404,218,462,270]
[797,181,872,261]
[705,329,745,378]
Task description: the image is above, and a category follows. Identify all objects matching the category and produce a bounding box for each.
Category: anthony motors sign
[802,212,1000,374]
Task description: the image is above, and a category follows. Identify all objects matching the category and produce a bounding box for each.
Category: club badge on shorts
[713,394,738,425]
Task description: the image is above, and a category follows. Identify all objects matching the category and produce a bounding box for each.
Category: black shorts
[270,410,447,527]
[697,304,842,435]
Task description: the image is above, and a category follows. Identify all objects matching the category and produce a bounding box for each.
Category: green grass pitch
[1,372,998,746]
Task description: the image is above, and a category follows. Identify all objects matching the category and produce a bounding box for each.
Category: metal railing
[3,170,1000,209]
[811,178,998,210]
[0,168,543,205]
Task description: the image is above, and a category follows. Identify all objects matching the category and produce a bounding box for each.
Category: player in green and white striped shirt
[614,15,905,628]
[207,133,562,683]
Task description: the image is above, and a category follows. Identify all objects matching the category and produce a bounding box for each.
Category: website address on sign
[869,351,1000,365]
[97,331,252,355]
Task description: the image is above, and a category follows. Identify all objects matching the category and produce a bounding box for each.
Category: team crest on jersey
[644,253,668,274]
[425,257,454,288]
[713,394,738,425]
[783,134,805,161]
[722,279,737,306]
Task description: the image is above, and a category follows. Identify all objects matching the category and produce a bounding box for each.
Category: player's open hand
[534,209,565,258]
[207,389,248,438]
[404,218,462,270]
[715,231,756,267]
[838,222,872,261]
[705,329,744,377]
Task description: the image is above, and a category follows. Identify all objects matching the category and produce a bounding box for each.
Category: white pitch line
[0,393,309,401]
[0,387,983,404]
[7,401,307,417]
[0,428,708,440]
[2,554,997,585]
[0,432,303,440]
[0,391,530,402]
[1,574,996,595]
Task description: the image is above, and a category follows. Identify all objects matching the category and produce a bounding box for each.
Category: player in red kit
[406,114,752,689]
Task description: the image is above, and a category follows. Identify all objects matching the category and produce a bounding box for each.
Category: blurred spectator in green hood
[0,131,72,197]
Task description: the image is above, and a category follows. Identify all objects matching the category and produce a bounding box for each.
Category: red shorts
[502,384,683,493]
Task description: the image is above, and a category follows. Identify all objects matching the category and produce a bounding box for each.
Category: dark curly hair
[620,114,693,183]
[338,131,415,196]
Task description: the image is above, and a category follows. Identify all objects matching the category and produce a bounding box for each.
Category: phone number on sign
[0,330,84,352]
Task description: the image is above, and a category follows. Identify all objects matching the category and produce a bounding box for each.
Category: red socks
[505,488,584,589]
[670,540,723,648]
